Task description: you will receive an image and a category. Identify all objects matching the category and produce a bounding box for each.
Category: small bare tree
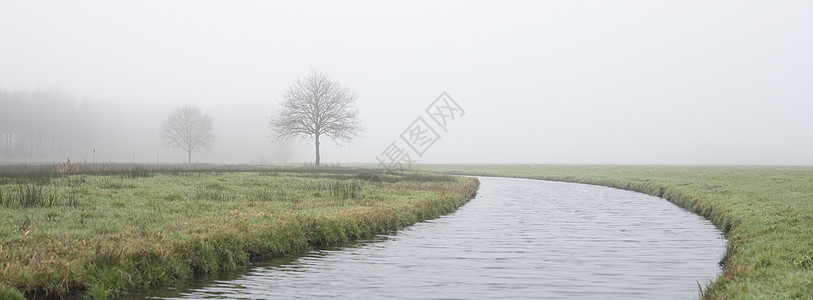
[160,104,215,164]
[269,70,363,166]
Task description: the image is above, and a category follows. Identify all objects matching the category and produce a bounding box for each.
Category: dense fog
[0,88,287,163]
[1,1,811,165]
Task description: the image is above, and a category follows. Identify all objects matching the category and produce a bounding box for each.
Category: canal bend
[137,176,726,299]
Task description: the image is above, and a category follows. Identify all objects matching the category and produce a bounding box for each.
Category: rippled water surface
[131,177,726,299]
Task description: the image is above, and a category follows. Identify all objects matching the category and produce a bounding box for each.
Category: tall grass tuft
[16,184,56,208]
[329,179,362,199]
[125,167,153,179]
[0,184,79,208]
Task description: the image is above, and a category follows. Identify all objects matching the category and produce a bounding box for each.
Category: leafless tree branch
[269,70,364,166]
[160,104,215,163]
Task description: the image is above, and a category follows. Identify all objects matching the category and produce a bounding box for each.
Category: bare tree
[161,104,215,163]
[269,70,363,166]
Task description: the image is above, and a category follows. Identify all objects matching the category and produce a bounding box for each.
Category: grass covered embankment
[0,165,479,299]
[415,164,812,299]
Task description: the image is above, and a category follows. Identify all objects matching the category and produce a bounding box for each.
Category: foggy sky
[1,1,811,165]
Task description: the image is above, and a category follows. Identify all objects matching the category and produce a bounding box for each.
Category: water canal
[131,176,726,299]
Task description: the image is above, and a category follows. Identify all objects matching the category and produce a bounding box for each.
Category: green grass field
[415,164,813,299]
[3,164,810,299]
[0,165,479,299]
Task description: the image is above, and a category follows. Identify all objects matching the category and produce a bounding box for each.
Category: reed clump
[0,184,79,208]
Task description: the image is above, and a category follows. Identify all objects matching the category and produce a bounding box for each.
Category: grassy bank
[414,164,813,299]
[0,165,479,299]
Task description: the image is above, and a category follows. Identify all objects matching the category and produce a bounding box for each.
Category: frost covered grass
[0,165,478,299]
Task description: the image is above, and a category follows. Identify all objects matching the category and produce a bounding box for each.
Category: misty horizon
[1,1,811,165]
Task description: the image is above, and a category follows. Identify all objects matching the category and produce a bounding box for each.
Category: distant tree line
[2,70,362,165]
[0,88,104,161]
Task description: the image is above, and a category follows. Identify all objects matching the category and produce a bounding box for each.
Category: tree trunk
[187,150,192,164]
[315,134,320,166]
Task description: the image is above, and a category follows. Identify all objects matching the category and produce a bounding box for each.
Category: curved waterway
[131,177,726,299]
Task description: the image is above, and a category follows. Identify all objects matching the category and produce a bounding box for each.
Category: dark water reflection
[129,177,725,299]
